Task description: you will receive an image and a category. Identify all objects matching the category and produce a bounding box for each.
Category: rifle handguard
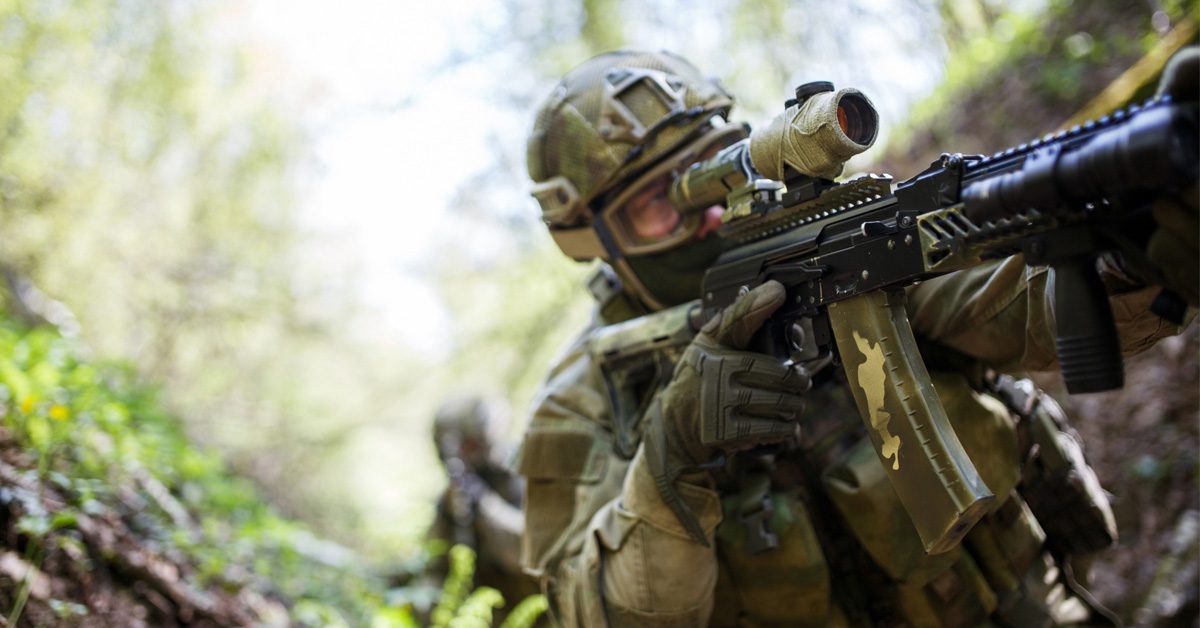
[829,289,994,554]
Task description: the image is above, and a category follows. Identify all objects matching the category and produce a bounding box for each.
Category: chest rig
[583,266,1116,627]
[587,307,697,459]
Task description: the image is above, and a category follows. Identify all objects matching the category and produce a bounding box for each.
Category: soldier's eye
[625,180,681,239]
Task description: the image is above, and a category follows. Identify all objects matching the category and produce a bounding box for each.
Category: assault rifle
[669,80,1198,554]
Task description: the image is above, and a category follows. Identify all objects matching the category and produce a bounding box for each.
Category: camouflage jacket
[515,256,1186,627]
[426,461,538,607]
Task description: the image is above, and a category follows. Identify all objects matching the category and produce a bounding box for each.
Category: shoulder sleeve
[516,327,616,580]
[907,255,1190,373]
[516,322,720,627]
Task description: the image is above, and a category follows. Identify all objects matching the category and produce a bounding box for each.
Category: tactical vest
[586,269,1117,627]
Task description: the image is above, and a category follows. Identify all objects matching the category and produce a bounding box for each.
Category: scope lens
[836,93,879,146]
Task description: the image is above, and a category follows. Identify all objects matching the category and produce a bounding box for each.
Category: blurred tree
[581,0,624,52]
[0,0,398,543]
[878,0,1196,175]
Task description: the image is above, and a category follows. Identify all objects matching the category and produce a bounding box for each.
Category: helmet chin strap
[612,257,668,312]
[591,218,669,311]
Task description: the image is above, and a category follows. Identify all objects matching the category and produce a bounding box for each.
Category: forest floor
[0,431,288,627]
[1068,324,1199,623]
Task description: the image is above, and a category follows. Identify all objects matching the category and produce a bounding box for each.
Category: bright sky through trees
[237,0,521,356]
[230,0,952,357]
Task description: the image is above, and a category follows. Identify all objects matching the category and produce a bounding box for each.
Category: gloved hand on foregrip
[643,280,811,545]
[1105,47,1199,309]
[1147,181,1198,306]
[1147,46,1199,306]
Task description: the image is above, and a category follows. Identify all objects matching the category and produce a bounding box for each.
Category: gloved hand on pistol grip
[643,280,812,545]
[668,279,811,464]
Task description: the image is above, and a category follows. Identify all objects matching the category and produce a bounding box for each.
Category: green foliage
[430,545,547,628]
[432,545,482,626]
[0,307,547,623]
[452,588,506,627]
[0,0,389,548]
[0,314,406,623]
[500,594,551,628]
[887,0,1197,156]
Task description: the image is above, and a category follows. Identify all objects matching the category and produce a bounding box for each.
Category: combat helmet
[527,50,746,310]
[433,396,506,468]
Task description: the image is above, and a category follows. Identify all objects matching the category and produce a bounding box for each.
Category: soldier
[427,395,539,609]
[515,49,1197,626]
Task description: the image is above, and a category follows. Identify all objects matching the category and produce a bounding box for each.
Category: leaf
[451,586,503,627]
[0,359,33,407]
[371,605,418,628]
[49,511,77,531]
[16,513,51,539]
[499,595,549,628]
[48,599,88,618]
[26,414,50,452]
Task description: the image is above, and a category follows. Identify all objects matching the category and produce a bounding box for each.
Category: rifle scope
[749,86,879,181]
[668,86,879,215]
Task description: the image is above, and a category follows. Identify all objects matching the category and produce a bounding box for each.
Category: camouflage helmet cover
[432,395,507,463]
[527,51,735,246]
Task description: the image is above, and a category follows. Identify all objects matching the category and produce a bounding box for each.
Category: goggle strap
[549,225,608,262]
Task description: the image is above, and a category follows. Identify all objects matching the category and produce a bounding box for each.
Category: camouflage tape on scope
[749,88,879,181]
[829,289,994,554]
[667,89,878,216]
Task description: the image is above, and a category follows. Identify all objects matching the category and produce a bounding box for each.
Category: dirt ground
[1059,323,1199,624]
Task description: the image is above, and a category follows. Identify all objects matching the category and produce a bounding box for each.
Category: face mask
[625,234,726,307]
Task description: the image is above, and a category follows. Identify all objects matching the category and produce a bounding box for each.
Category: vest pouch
[965,493,1054,624]
[715,491,835,627]
[823,369,1024,579]
[515,428,611,576]
[823,436,960,584]
[894,550,997,627]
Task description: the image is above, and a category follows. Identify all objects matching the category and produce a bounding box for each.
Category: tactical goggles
[598,122,747,257]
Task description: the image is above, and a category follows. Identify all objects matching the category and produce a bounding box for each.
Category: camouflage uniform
[517,50,1195,626]
[516,260,1183,627]
[428,396,539,607]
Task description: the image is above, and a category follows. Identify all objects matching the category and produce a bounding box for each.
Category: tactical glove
[643,280,811,544]
[1147,47,1199,306]
[1147,182,1199,306]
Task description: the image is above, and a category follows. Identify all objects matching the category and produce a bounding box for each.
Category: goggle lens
[601,124,744,256]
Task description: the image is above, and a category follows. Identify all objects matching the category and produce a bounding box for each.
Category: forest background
[0,0,1194,625]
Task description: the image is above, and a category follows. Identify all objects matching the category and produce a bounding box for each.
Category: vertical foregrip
[829,290,994,554]
[1051,257,1124,393]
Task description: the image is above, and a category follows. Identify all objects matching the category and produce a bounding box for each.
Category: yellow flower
[19,397,33,414]
[49,405,69,421]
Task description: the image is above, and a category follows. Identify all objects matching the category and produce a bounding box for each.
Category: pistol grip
[829,290,994,554]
